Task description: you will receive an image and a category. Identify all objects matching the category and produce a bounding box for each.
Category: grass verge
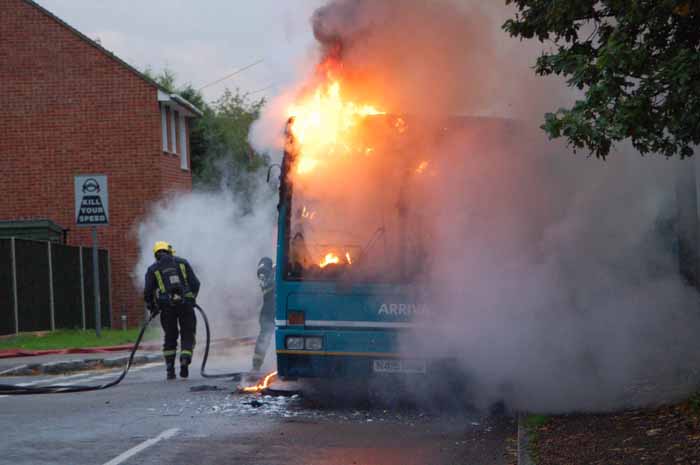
[524,414,549,464]
[688,391,700,414]
[0,328,159,351]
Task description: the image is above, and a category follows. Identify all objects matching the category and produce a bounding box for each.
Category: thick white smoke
[133,183,277,339]
[414,131,700,412]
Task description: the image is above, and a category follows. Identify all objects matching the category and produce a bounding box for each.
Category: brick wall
[0,0,193,327]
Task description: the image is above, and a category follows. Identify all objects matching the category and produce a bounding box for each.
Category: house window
[170,109,178,154]
[179,113,189,170]
[161,104,168,152]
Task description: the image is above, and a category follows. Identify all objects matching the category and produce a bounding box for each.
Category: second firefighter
[251,257,275,372]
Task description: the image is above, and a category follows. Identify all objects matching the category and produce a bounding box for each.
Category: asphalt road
[0,350,514,465]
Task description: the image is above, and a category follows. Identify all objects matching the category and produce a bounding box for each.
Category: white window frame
[179,113,189,170]
[170,109,178,154]
[160,104,168,152]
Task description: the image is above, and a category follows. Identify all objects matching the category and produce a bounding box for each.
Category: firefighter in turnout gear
[144,241,200,380]
[251,257,275,372]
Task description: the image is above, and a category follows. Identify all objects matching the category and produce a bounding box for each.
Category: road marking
[55,362,164,386]
[0,362,164,393]
[131,362,164,372]
[13,371,99,387]
[101,428,180,465]
[74,373,115,384]
[0,365,28,376]
[56,372,96,381]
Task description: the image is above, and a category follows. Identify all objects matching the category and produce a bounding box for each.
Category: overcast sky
[36,0,326,102]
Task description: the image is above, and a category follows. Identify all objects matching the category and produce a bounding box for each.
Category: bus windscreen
[282,115,514,283]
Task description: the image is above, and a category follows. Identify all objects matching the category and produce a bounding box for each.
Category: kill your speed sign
[74,174,109,337]
[74,175,109,226]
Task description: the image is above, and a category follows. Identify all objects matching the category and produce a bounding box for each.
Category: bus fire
[271,46,518,380]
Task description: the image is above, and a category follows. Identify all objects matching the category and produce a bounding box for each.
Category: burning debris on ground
[168,370,495,426]
[181,385,491,428]
[238,371,278,394]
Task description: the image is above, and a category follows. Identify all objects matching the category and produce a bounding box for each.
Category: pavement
[0,344,516,465]
[0,336,256,377]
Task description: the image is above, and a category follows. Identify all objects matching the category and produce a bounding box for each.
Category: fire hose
[0,304,242,395]
[195,304,243,380]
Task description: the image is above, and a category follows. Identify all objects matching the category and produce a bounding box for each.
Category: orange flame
[395,117,407,134]
[301,206,316,220]
[319,251,354,268]
[319,252,341,268]
[287,72,385,174]
[416,161,429,174]
[240,371,278,393]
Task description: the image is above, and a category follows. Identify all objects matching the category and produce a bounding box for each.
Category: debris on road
[150,387,492,431]
[189,385,222,392]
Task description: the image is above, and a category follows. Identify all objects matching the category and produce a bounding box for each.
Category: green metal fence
[0,238,110,335]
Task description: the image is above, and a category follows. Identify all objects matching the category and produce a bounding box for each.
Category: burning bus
[271,65,524,379]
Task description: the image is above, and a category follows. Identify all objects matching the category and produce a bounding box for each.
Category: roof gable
[21,0,195,107]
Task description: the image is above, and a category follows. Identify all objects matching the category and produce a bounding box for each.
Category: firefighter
[251,257,275,372]
[144,241,200,380]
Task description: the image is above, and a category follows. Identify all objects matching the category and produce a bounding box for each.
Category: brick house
[0,0,201,327]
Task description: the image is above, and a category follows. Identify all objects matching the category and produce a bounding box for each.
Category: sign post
[91,227,101,337]
[75,175,109,337]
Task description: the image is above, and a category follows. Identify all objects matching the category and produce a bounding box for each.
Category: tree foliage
[143,67,268,193]
[504,0,700,158]
[197,89,268,199]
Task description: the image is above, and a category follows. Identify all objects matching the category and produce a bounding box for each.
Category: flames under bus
[274,114,521,379]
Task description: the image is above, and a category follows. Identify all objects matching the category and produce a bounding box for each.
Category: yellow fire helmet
[152,241,173,257]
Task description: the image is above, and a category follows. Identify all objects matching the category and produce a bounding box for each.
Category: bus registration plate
[373,359,426,374]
